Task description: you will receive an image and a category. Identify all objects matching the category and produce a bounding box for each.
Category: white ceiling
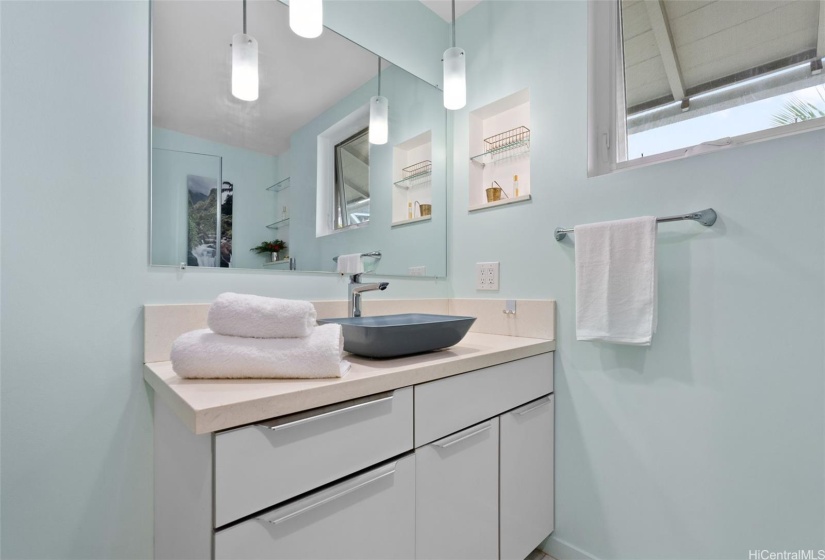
[152,1,381,156]
[622,0,822,111]
[418,0,482,22]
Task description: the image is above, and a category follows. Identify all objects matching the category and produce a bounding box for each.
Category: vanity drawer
[214,454,415,560]
[414,353,553,447]
[214,387,413,527]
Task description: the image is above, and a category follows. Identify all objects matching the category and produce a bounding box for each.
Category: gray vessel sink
[318,313,476,359]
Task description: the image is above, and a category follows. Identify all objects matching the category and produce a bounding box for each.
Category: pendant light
[369,58,389,145]
[290,0,323,39]
[443,0,466,110]
[232,0,259,101]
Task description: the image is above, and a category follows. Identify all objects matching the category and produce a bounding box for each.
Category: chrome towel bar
[554,208,717,241]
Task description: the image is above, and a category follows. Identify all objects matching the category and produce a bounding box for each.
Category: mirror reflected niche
[150,0,447,277]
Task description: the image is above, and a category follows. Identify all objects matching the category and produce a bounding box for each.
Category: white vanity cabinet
[153,351,554,560]
[413,353,555,560]
[500,395,555,560]
[416,419,501,559]
[215,455,416,560]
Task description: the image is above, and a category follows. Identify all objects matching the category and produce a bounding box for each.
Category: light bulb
[369,95,389,145]
[290,0,323,39]
[232,33,258,101]
[443,46,466,110]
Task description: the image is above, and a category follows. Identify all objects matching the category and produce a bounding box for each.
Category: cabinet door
[214,455,415,560]
[416,418,499,560]
[500,395,555,560]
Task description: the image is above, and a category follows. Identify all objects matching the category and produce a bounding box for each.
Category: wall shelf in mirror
[266,177,291,192]
[469,89,531,210]
[266,218,290,230]
[393,132,433,223]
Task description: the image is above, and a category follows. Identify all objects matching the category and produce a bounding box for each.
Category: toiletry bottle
[408,202,413,220]
[513,175,519,198]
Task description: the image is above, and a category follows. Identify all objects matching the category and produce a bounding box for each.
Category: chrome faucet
[349,273,389,317]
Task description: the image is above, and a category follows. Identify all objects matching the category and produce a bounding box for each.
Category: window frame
[333,127,371,231]
[587,0,825,178]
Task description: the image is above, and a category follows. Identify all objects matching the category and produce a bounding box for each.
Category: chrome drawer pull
[433,422,492,449]
[515,396,551,416]
[256,393,393,432]
[257,462,397,526]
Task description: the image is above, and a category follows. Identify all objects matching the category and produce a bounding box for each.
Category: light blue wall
[289,65,447,275]
[3,1,823,559]
[451,2,825,558]
[324,0,447,88]
[152,127,280,269]
[0,2,447,558]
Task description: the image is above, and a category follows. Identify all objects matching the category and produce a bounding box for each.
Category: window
[588,0,825,176]
[333,127,371,229]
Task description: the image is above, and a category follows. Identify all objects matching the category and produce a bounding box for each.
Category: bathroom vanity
[144,300,556,560]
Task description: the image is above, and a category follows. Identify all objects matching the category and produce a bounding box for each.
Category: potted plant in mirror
[251,239,287,262]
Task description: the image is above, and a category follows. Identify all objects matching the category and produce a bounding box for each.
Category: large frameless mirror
[150,0,447,276]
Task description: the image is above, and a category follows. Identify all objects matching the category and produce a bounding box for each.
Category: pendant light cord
[243,0,247,34]
[377,57,382,97]
[451,0,456,48]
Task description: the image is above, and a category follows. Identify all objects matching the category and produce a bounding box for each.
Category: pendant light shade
[443,46,466,110]
[443,0,466,110]
[232,33,259,101]
[369,95,389,145]
[290,0,323,39]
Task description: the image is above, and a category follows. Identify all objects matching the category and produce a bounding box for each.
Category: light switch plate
[476,262,500,290]
[408,266,427,276]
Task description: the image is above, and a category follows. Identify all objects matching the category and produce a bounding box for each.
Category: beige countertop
[144,332,555,435]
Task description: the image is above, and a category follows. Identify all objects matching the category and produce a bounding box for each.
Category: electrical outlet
[408,266,426,276]
[476,262,500,290]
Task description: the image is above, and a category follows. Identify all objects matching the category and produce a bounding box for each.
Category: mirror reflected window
[334,128,371,230]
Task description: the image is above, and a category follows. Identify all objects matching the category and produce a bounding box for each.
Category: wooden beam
[645,0,686,102]
[818,0,825,58]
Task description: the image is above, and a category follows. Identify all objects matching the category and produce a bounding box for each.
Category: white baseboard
[541,536,600,560]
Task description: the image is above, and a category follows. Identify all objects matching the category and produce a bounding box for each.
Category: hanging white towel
[171,324,350,379]
[575,216,658,346]
[207,292,317,339]
[336,253,364,274]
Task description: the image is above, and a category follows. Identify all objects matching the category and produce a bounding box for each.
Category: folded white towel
[575,216,658,346]
[336,253,364,274]
[171,325,350,379]
[207,292,317,339]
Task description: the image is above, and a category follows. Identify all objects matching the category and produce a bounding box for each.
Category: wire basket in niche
[402,160,432,179]
[483,126,530,151]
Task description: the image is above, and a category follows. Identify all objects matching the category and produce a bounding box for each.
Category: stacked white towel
[171,293,350,379]
[575,216,658,346]
[208,292,316,338]
[336,253,364,274]
[171,326,349,379]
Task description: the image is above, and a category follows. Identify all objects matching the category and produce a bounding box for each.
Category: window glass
[620,0,825,161]
[333,128,370,229]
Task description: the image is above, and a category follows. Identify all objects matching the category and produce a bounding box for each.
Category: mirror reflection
[150,0,446,276]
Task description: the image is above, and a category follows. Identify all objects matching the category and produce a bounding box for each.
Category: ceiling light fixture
[290,0,323,39]
[369,57,389,145]
[231,0,259,101]
[443,0,466,110]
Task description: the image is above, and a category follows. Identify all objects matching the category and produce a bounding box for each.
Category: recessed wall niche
[469,89,531,212]
[392,130,433,226]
